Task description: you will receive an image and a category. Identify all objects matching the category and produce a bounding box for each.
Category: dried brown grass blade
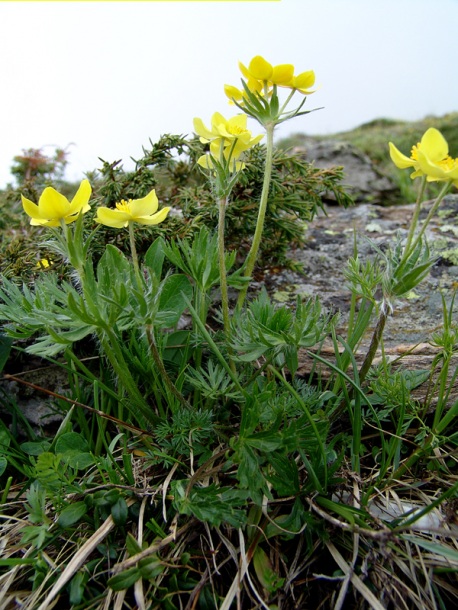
[326,541,386,610]
[36,499,135,610]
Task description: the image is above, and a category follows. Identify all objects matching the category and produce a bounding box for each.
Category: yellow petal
[224,84,243,101]
[420,128,449,162]
[238,61,251,80]
[193,117,214,141]
[248,55,273,80]
[95,207,130,228]
[246,77,263,94]
[293,70,315,89]
[68,179,92,215]
[136,207,170,226]
[21,195,41,220]
[30,218,60,227]
[129,189,159,218]
[38,187,70,220]
[388,142,415,169]
[417,149,458,182]
[271,64,294,85]
[211,112,229,135]
[197,154,214,169]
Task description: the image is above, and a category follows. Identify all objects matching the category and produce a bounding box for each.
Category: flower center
[410,144,420,160]
[227,125,248,136]
[438,155,457,171]
[116,199,132,213]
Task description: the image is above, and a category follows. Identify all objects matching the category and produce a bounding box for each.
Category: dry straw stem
[325,541,386,610]
[35,498,137,610]
[112,519,196,573]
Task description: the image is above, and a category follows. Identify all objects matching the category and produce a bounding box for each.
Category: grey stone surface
[294,138,398,205]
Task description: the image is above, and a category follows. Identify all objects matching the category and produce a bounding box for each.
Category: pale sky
[1,0,457,188]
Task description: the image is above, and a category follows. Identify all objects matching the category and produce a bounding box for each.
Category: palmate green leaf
[283,416,329,453]
[172,480,248,528]
[25,335,70,357]
[46,324,96,348]
[392,259,436,296]
[243,429,283,452]
[67,291,99,325]
[266,451,300,496]
[231,291,332,365]
[234,444,265,492]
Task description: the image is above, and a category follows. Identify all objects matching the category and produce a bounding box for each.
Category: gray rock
[294,138,398,205]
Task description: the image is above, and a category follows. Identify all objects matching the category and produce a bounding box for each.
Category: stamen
[116,199,132,212]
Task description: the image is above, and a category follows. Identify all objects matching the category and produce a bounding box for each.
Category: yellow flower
[36,258,53,269]
[95,189,170,229]
[22,179,91,227]
[193,112,263,171]
[225,55,316,101]
[241,56,295,86]
[286,70,316,95]
[389,128,450,179]
[224,79,262,105]
[416,136,458,187]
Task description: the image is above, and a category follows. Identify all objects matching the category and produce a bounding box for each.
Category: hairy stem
[218,195,231,337]
[236,123,275,310]
[128,221,144,290]
[358,304,389,384]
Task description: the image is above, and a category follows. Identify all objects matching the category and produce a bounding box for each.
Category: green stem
[403,181,451,265]
[145,325,192,411]
[267,364,327,488]
[278,89,296,116]
[100,327,158,424]
[358,303,389,384]
[237,123,275,310]
[403,176,427,257]
[128,221,144,290]
[218,195,231,338]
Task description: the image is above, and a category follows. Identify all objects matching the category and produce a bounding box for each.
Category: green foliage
[1,112,458,610]
[155,408,215,457]
[231,289,335,375]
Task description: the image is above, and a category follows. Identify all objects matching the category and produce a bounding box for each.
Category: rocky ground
[260,194,458,403]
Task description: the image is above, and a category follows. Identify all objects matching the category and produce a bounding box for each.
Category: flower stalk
[218,195,231,337]
[128,221,144,291]
[236,122,275,310]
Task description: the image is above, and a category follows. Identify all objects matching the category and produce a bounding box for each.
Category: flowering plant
[1,54,457,610]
